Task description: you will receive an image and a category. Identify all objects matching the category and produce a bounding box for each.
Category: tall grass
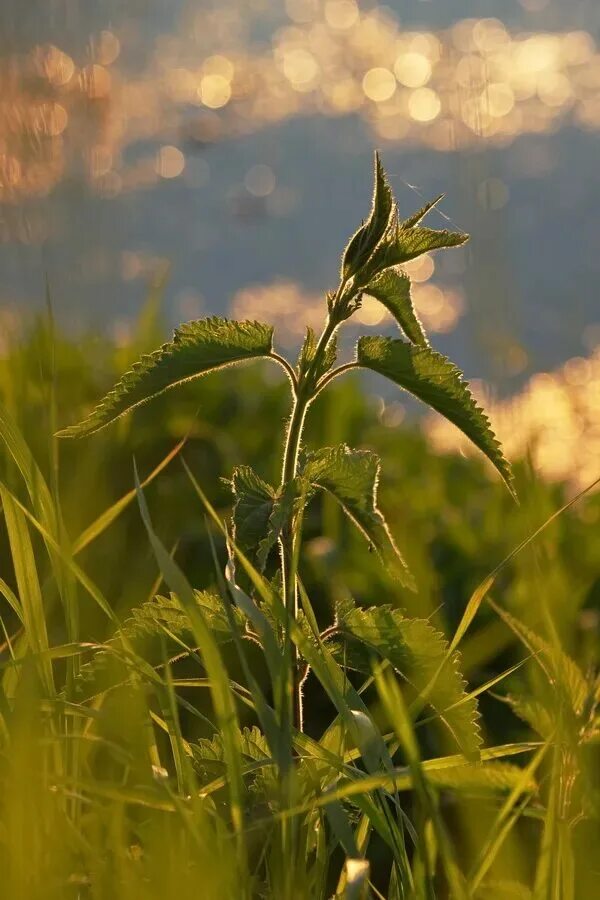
[0,307,597,898]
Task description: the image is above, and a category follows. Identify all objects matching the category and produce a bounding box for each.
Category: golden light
[282,49,319,88]
[202,55,235,82]
[33,44,75,86]
[96,30,121,66]
[80,64,112,99]
[404,254,435,283]
[155,145,185,179]
[41,103,69,136]
[356,295,387,326]
[362,67,396,102]
[408,87,441,121]
[324,0,359,30]
[537,72,572,107]
[394,52,432,88]
[485,82,515,117]
[199,74,232,108]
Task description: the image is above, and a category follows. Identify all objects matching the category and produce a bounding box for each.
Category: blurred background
[0,0,599,490]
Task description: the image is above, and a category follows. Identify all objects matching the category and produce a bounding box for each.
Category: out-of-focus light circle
[485,82,515,117]
[155,145,185,179]
[33,44,75,86]
[324,0,359,30]
[356,295,387,326]
[244,164,276,197]
[285,0,319,24]
[408,87,441,121]
[199,74,232,108]
[96,30,121,66]
[362,68,397,102]
[80,64,112,99]
[394,52,432,88]
[282,49,319,87]
[202,55,235,82]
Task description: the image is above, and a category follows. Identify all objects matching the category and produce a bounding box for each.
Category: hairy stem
[279,311,342,733]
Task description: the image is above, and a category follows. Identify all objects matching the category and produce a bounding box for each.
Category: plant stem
[279,312,341,733]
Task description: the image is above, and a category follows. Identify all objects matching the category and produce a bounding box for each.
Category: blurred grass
[0,306,598,898]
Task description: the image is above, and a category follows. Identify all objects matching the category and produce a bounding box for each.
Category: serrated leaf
[342,151,394,279]
[361,221,468,284]
[365,270,428,346]
[231,466,276,558]
[492,606,589,718]
[356,337,514,494]
[296,327,338,381]
[303,444,414,588]
[192,726,271,786]
[500,694,554,739]
[334,602,482,759]
[256,477,307,569]
[400,193,445,230]
[426,761,536,794]
[76,591,240,693]
[57,317,274,437]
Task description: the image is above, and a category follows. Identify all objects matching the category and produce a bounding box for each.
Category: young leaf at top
[303,444,414,589]
[56,317,274,438]
[341,151,394,280]
[356,337,514,495]
[296,327,337,382]
[364,269,428,347]
[400,193,445,230]
[359,219,468,286]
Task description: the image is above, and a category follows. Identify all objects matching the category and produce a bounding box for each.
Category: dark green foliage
[57,317,274,437]
[303,444,414,587]
[332,599,482,759]
[356,337,514,494]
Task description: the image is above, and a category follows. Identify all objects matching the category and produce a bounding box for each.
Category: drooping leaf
[365,270,428,346]
[303,445,414,588]
[356,337,514,494]
[333,601,482,759]
[342,151,394,279]
[296,327,338,382]
[56,317,274,438]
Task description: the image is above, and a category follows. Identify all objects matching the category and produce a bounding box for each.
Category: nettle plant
[60,155,516,881]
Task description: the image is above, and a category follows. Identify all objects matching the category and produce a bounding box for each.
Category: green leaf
[256,478,306,569]
[303,445,414,588]
[356,337,514,494]
[192,725,270,783]
[231,466,276,558]
[492,605,589,718]
[296,327,337,381]
[364,270,428,346]
[361,220,468,284]
[400,193,445,230]
[334,602,482,759]
[426,761,537,794]
[342,151,394,279]
[57,317,274,437]
[230,467,305,571]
